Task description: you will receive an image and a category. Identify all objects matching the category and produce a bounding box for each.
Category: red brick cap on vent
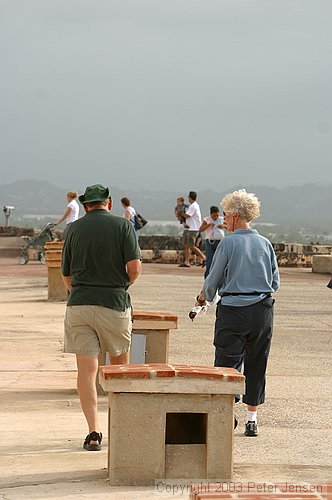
[99,363,244,382]
[132,311,178,322]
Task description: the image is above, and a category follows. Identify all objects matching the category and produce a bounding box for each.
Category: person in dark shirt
[62,184,141,451]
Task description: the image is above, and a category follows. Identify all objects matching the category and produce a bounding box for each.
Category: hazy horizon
[1,1,331,191]
[1,178,331,243]
[2,177,331,195]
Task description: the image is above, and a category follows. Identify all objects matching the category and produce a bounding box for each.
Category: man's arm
[181,203,195,219]
[126,259,142,285]
[61,230,72,288]
[62,274,72,292]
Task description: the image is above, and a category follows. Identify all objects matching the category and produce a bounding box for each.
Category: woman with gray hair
[196,189,280,436]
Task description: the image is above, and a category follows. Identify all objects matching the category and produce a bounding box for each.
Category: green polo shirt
[61,209,141,311]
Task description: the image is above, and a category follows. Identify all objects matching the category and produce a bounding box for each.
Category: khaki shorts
[64,305,132,356]
[183,229,199,246]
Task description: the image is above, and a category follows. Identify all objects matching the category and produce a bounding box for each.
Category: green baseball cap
[78,184,110,204]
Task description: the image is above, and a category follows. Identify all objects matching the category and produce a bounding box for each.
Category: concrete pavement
[0,261,331,499]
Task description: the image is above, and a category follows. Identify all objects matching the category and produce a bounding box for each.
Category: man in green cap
[61,184,141,451]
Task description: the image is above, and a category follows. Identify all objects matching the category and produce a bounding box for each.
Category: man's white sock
[246,410,257,423]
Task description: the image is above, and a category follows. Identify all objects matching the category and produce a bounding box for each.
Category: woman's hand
[195,293,207,306]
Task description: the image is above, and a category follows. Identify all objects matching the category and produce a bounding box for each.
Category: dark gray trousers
[214,297,274,406]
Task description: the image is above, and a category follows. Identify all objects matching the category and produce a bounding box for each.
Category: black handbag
[134,213,148,230]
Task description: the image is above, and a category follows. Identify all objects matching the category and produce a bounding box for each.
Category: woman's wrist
[196,293,206,305]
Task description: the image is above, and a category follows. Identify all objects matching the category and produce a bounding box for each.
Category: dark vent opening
[165,413,207,444]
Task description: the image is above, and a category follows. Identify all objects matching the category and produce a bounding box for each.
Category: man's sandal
[83,431,102,451]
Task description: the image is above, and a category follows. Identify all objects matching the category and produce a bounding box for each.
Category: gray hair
[221,189,260,222]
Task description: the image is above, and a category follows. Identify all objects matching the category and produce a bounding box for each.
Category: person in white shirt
[121,197,137,232]
[179,191,205,267]
[199,206,227,278]
[55,191,80,239]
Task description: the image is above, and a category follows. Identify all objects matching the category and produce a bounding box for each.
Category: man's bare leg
[76,354,99,443]
[189,244,205,262]
[184,245,191,266]
[110,352,129,365]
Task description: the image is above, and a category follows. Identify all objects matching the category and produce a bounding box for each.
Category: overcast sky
[0,0,331,192]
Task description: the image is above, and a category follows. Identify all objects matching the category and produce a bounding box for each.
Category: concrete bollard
[312,255,332,274]
[44,241,68,301]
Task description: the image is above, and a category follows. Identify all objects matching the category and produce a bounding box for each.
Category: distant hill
[0,179,66,217]
[0,179,331,229]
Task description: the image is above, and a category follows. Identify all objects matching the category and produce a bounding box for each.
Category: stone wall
[138,236,332,267]
[139,235,183,251]
[1,229,331,268]
[0,225,35,237]
[273,243,332,267]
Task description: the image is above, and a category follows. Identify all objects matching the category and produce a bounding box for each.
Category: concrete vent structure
[99,363,245,485]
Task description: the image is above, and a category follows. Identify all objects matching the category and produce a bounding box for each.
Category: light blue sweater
[203,229,280,307]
